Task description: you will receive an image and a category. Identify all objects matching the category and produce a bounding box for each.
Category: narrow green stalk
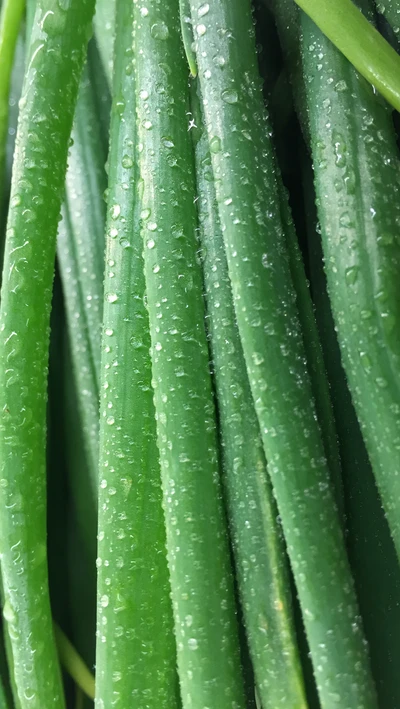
[263,0,308,137]
[57,201,99,502]
[87,38,111,151]
[294,0,400,112]
[301,4,400,563]
[58,60,107,700]
[25,0,35,45]
[180,0,197,77]
[190,0,378,705]
[192,83,308,709]
[4,35,24,192]
[313,242,400,709]
[62,305,97,680]
[1,32,25,268]
[93,0,116,87]
[133,2,246,707]
[54,625,95,700]
[0,1,95,707]
[0,0,24,190]
[269,69,294,138]
[58,67,107,493]
[65,68,106,382]
[62,319,97,702]
[302,147,400,709]
[95,1,179,707]
[66,486,97,676]
[279,193,344,519]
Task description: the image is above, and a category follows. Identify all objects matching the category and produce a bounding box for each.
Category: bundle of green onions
[1,0,400,707]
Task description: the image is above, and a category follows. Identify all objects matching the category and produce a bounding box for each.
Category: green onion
[376,0,400,38]
[278,190,344,520]
[180,0,197,78]
[58,67,107,494]
[302,142,400,709]
[95,1,179,706]
[301,0,400,564]
[133,1,246,706]
[189,0,378,704]
[0,0,95,706]
[54,625,95,701]
[87,38,111,153]
[1,0,400,705]
[93,0,116,88]
[192,82,308,709]
[263,0,308,137]
[57,200,100,509]
[0,0,24,192]
[294,0,400,112]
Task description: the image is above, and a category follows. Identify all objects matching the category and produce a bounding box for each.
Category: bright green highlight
[0,0,24,181]
[294,0,400,112]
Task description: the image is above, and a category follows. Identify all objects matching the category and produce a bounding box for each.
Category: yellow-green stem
[294,0,400,111]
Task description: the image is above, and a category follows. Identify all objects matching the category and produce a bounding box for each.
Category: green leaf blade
[95,1,179,707]
[0,2,96,707]
[133,1,246,707]
[189,0,378,705]
[193,83,308,709]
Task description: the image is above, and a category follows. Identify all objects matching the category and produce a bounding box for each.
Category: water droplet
[252,352,264,365]
[3,600,15,623]
[151,22,169,40]
[11,194,21,208]
[221,89,238,104]
[162,138,175,148]
[122,155,133,169]
[359,351,372,371]
[213,54,225,67]
[115,98,125,116]
[339,212,354,228]
[335,79,347,92]
[376,376,388,388]
[198,3,209,16]
[345,266,359,286]
[209,136,221,153]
